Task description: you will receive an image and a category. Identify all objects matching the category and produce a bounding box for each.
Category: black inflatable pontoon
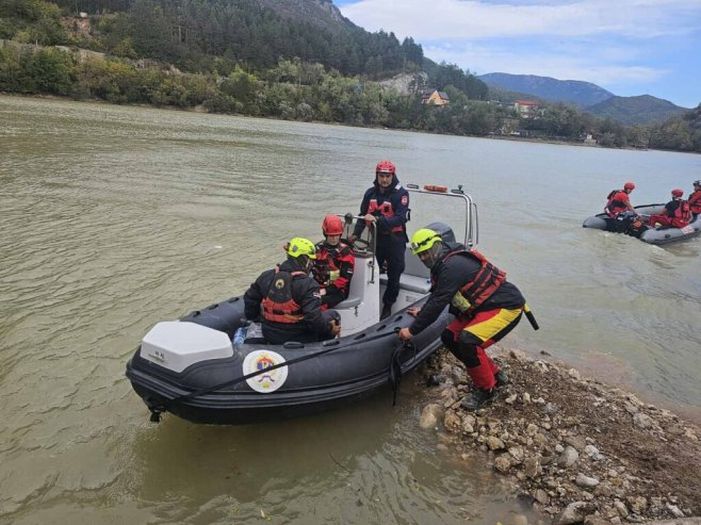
[126,185,480,425]
[583,204,701,245]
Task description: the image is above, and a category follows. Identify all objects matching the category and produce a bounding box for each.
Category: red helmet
[322,214,344,236]
[623,181,635,191]
[671,188,683,198]
[376,160,396,175]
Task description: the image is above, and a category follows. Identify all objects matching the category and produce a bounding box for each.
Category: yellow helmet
[286,237,317,259]
[410,228,442,255]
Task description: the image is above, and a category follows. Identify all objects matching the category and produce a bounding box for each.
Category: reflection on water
[1,95,700,523]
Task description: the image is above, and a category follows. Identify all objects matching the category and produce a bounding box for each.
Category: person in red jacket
[313,215,355,310]
[689,180,701,217]
[648,189,692,229]
[605,181,637,218]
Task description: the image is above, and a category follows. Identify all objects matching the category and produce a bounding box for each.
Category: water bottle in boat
[233,326,248,348]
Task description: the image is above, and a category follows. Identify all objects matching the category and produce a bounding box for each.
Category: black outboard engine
[611,211,647,238]
[425,222,456,243]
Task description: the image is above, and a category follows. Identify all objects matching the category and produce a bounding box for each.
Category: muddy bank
[418,347,701,524]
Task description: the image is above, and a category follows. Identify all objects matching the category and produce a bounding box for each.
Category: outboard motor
[424,222,456,244]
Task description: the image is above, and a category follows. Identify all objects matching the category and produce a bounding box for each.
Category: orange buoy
[423,184,448,193]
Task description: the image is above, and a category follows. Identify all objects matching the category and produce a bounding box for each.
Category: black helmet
[694,180,701,187]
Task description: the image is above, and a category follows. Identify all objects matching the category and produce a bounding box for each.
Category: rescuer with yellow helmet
[244,237,341,344]
[398,228,537,410]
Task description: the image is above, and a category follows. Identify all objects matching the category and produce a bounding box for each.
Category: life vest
[433,248,506,312]
[605,190,629,217]
[313,242,352,287]
[669,199,692,223]
[368,198,404,233]
[261,267,306,324]
[689,190,701,214]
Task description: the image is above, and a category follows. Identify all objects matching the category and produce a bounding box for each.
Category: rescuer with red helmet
[244,237,341,344]
[648,188,692,229]
[313,215,355,310]
[350,160,410,320]
[605,181,637,218]
[689,180,701,217]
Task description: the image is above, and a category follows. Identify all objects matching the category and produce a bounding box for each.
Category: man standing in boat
[350,160,410,320]
[244,237,341,345]
[313,215,355,310]
[398,229,537,411]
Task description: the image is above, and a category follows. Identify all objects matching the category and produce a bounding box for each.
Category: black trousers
[376,233,406,306]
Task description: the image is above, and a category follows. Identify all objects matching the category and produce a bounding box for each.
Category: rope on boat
[388,341,416,406]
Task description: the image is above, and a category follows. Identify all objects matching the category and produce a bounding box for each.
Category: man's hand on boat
[398,327,413,342]
[329,318,341,337]
[407,306,421,317]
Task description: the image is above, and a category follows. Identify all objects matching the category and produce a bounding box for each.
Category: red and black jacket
[243,259,334,344]
[605,190,630,218]
[664,199,692,223]
[408,243,525,336]
[689,190,701,215]
[352,178,410,240]
[313,241,355,309]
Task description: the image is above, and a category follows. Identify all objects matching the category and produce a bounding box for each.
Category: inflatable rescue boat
[125,185,479,425]
[583,204,701,245]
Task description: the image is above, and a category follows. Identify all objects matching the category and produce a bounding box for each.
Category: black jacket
[243,259,333,344]
[409,244,525,335]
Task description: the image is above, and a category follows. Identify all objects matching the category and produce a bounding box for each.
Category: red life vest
[670,199,692,223]
[261,267,306,324]
[605,189,629,218]
[313,242,352,289]
[435,248,507,311]
[368,199,404,233]
[689,190,701,214]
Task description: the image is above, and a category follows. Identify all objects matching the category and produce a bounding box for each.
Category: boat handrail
[405,183,479,247]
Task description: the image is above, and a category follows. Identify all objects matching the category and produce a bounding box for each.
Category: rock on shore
[420,347,701,524]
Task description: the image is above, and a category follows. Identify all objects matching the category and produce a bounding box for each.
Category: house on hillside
[421,90,450,106]
[514,99,539,118]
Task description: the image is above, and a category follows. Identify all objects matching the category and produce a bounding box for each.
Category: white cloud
[423,42,667,85]
[339,0,701,40]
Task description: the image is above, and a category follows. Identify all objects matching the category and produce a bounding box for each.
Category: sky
[334,0,701,108]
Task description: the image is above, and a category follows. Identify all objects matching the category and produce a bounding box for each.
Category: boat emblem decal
[243,350,288,393]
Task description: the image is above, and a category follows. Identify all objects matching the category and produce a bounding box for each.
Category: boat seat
[380,273,432,294]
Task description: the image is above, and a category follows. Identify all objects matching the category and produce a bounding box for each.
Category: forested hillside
[0,0,698,152]
[586,95,687,126]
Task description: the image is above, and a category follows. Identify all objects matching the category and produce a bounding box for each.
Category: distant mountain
[478,72,614,107]
[585,95,688,126]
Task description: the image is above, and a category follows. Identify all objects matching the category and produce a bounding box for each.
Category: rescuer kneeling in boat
[398,229,536,411]
[350,160,410,320]
[244,237,341,345]
[648,188,692,229]
[313,215,355,310]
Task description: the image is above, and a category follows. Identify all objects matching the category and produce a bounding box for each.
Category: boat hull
[125,297,451,425]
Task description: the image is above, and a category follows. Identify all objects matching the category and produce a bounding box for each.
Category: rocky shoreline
[418,347,701,525]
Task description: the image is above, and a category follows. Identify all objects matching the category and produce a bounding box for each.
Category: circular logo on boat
[243,350,288,393]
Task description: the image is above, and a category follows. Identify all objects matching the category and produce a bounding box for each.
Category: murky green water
[1,95,699,523]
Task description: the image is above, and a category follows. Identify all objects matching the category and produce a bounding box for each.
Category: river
[1,95,699,524]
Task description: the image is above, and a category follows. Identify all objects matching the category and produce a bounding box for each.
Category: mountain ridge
[477,72,688,125]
